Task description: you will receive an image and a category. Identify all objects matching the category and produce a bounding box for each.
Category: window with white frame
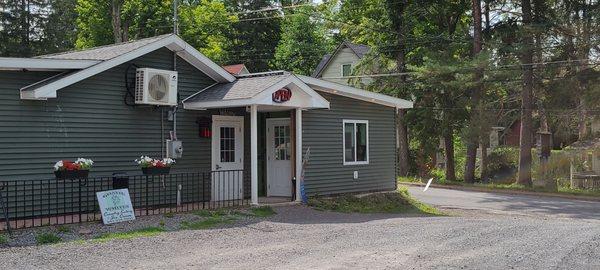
[343,120,369,165]
[341,64,352,77]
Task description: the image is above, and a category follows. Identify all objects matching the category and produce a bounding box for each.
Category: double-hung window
[341,64,352,77]
[343,120,369,165]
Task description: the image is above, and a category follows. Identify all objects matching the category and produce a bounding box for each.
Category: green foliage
[486,147,519,183]
[75,0,113,48]
[94,227,165,242]
[273,6,330,75]
[222,0,282,71]
[56,225,71,233]
[309,187,443,215]
[179,0,237,62]
[36,233,62,245]
[181,210,240,230]
[163,212,175,218]
[0,234,7,245]
[250,206,276,217]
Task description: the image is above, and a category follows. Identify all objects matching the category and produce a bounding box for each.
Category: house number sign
[272,88,292,103]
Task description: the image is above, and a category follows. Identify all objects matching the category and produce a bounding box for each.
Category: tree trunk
[111,0,124,43]
[386,0,410,177]
[517,0,534,186]
[443,128,456,181]
[480,135,489,182]
[397,109,410,177]
[578,98,588,140]
[465,0,483,183]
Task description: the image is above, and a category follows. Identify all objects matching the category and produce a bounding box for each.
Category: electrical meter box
[166,140,183,159]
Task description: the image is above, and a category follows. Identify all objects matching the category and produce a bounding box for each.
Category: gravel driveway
[1,202,600,270]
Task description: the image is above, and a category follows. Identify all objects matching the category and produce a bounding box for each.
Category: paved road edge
[400,182,600,202]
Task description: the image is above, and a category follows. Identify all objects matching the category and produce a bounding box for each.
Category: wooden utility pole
[465,0,483,183]
[517,0,534,186]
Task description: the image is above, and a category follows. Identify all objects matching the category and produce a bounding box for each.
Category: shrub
[487,147,519,182]
[0,234,7,245]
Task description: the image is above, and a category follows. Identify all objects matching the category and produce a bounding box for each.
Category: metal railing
[0,170,247,231]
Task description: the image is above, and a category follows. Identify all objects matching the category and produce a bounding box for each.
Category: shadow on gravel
[476,193,600,220]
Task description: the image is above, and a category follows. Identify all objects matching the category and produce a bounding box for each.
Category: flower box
[142,167,171,175]
[54,169,89,180]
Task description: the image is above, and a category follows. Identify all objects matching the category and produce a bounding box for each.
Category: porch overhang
[182,72,330,111]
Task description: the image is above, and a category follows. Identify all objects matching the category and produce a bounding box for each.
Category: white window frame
[342,119,369,165]
[341,64,352,77]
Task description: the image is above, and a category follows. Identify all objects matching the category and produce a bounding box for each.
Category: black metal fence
[0,170,247,231]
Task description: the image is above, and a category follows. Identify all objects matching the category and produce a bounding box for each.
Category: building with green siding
[0,34,412,206]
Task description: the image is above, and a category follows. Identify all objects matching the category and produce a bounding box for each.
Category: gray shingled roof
[311,54,330,77]
[312,41,370,77]
[345,42,370,58]
[37,34,173,61]
[185,72,291,103]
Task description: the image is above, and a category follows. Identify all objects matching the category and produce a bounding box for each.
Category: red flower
[63,160,81,171]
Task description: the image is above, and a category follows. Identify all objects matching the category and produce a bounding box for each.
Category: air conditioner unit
[135,68,178,106]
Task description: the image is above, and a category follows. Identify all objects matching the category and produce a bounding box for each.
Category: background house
[312,41,372,86]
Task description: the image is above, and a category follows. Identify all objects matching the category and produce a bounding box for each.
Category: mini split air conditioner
[135,68,178,106]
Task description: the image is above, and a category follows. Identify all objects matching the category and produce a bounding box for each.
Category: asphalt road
[1,189,600,269]
[407,186,600,220]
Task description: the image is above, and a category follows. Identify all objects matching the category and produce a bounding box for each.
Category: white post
[250,105,259,205]
[295,108,303,202]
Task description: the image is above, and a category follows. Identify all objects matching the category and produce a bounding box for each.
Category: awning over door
[182,71,330,110]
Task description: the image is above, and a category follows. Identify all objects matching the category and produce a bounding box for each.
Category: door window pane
[274,125,291,160]
[220,127,235,162]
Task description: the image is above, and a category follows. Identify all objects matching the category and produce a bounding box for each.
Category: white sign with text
[97,189,135,225]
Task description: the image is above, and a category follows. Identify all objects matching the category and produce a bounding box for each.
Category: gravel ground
[1,205,600,269]
[0,208,258,247]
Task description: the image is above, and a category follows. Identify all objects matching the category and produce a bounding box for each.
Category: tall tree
[464,0,483,183]
[273,6,329,75]
[384,0,410,177]
[178,0,237,62]
[516,0,534,186]
[223,0,282,72]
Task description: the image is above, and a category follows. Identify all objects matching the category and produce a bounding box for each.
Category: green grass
[249,206,276,217]
[0,234,7,245]
[93,227,165,243]
[56,225,70,233]
[402,178,600,197]
[181,207,276,230]
[309,187,443,215]
[36,233,62,245]
[163,212,175,218]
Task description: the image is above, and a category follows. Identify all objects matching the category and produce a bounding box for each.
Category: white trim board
[297,75,413,109]
[0,57,100,71]
[20,35,235,100]
[342,119,370,166]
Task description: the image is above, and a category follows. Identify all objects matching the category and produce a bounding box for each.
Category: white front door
[266,118,292,197]
[211,115,244,201]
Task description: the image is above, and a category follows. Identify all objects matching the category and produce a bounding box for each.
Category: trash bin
[112,172,129,189]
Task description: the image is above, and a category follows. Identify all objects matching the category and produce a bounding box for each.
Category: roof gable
[20,35,235,100]
[183,72,330,110]
[312,41,371,78]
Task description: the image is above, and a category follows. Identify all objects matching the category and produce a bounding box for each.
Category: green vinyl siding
[0,48,215,180]
[302,92,396,195]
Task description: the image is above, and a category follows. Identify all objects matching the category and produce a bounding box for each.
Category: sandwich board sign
[96,189,135,224]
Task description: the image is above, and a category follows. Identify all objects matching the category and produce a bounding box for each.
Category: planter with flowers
[54,158,94,180]
[135,156,175,175]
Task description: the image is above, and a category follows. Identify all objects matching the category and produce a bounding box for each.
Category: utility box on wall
[166,140,183,159]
